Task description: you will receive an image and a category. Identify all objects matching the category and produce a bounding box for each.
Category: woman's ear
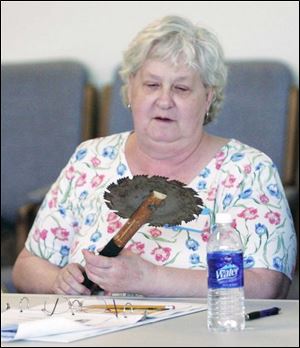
[206,87,214,110]
[127,75,133,106]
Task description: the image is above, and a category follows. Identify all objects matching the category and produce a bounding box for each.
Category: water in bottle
[206,213,245,332]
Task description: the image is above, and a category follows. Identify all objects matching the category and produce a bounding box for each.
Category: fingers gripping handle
[82,191,167,293]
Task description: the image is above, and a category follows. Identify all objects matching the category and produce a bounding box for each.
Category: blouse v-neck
[119,131,235,187]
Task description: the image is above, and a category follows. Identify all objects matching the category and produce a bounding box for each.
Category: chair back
[205,61,298,186]
[1,60,98,226]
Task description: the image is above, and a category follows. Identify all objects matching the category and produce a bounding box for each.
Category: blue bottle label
[207,251,244,289]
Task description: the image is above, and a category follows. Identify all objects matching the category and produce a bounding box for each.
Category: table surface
[1,293,299,347]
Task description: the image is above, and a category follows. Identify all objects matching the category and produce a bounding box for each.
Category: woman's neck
[125,131,211,183]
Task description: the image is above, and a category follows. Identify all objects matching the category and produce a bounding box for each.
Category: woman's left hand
[82,248,157,294]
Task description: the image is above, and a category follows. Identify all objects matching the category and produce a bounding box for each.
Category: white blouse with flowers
[25,131,297,280]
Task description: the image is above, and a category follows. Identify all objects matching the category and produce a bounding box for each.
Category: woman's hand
[52,262,91,295]
[82,249,157,294]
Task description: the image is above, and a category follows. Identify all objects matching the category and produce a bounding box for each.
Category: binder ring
[123,302,134,313]
[19,296,30,312]
[68,299,83,315]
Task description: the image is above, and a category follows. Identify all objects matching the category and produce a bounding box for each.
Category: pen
[245,307,281,320]
[83,304,175,311]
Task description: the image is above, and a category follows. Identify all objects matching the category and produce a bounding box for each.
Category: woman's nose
[156,88,174,109]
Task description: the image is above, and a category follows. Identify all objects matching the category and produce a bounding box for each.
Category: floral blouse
[25,131,297,280]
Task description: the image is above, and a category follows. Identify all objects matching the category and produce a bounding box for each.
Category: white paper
[1,298,206,343]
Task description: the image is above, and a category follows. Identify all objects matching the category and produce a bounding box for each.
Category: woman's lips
[154,116,173,122]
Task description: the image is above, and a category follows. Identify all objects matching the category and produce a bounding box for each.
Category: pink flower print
[33,228,40,242]
[107,220,122,234]
[40,229,48,240]
[126,241,145,255]
[201,232,210,242]
[51,227,69,241]
[91,156,101,167]
[203,221,210,233]
[201,221,210,241]
[265,211,281,225]
[48,185,58,208]
[48,197,57,208]
[215,151,225,170]
[216,160,224,170]
[207,187,217,201]
[149,228,162,238]
[75,173,87,187]
[215,151,225,160]
[244,164,252,174]
[51,186,58,196]
[231,219,237,229]
[107,212,119,222]
[222,174,236,188]
[151,247,171,262]
[65,165,75,180]
[238,207,259,220]
[91,174,104,188]
[260,194,269,204]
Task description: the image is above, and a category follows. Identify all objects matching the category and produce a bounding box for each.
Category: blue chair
[1,60,98,291]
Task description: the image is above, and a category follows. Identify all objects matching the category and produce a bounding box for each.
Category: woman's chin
[147,124,180,143]
[149,131,178,143]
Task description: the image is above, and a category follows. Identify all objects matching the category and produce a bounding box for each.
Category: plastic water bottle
[206,213,245,332]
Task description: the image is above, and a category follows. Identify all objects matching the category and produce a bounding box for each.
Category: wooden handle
[113,191,167,248]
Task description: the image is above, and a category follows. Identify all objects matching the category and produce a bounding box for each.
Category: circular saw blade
[104,175,203,226]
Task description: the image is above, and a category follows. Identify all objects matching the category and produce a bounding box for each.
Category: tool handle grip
[82,238,123,292]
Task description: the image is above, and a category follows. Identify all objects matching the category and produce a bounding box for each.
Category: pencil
[83,304,175,311]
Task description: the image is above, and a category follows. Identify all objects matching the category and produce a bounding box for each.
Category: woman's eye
[145,83,159,89]
[174,86,189,92]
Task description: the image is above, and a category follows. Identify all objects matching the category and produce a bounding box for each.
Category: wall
[1,1,299,86]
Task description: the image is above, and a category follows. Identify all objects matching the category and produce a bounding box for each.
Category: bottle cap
[216,213,232,224]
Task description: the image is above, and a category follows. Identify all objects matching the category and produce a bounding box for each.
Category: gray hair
[120,15,227,124]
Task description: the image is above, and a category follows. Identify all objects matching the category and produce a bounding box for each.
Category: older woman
[13,16,296,298]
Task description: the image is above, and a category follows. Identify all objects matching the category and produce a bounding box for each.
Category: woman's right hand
[52,263,91,295]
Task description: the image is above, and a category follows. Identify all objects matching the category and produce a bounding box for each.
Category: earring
[127,104,131,109]
[204,111,209,124]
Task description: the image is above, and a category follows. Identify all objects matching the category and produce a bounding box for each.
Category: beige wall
[1,1,299,86]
